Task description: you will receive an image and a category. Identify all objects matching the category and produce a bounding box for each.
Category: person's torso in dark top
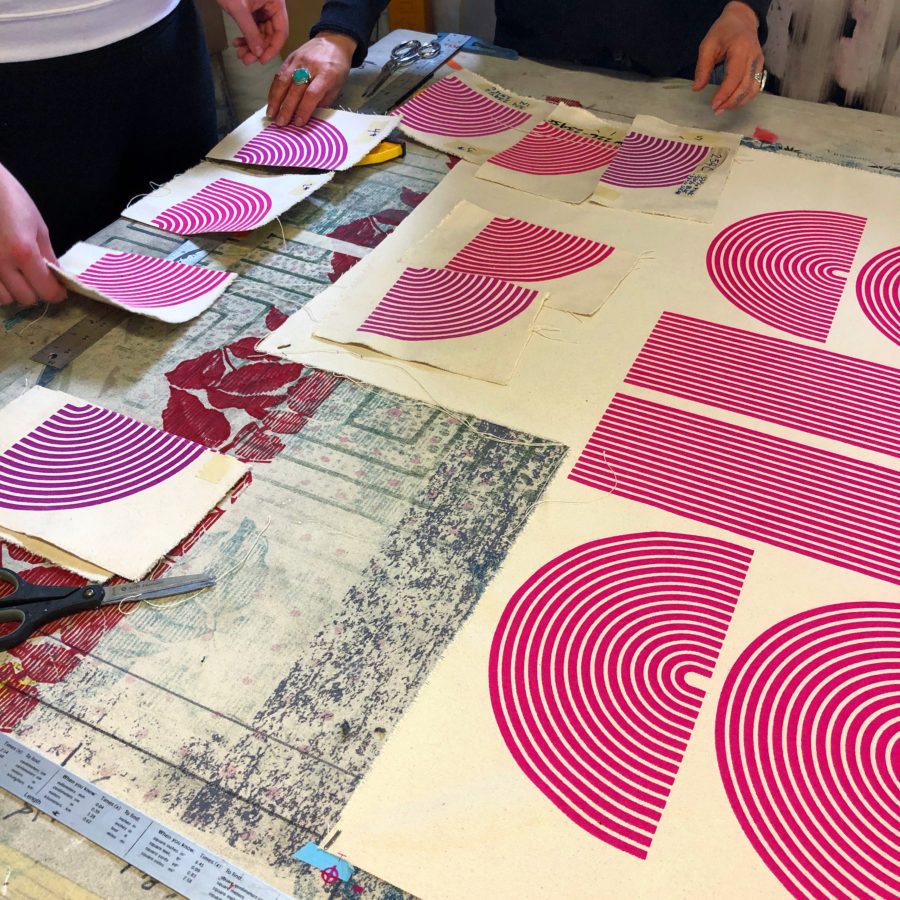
[494,0,760,77]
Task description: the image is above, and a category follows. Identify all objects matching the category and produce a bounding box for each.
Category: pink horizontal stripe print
[568,393,900,584]
[626,312,900,458]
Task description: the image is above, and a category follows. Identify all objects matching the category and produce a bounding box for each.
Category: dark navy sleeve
[310,0,391,67]
[729,0,772,45]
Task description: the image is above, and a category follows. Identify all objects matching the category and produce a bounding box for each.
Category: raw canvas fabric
[400,199,638,316]
[395,69,554,164]
[592,115,741,222]
[0,387,246,579]
[313,263,545,384]
[207,107,400,172]
[53,242,236,324]
[280,141,900,900]
[477,104,626,203]
[123,161,333,236]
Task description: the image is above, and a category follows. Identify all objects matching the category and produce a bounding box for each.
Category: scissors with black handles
[0,568,216,652]
[361,38,442,99]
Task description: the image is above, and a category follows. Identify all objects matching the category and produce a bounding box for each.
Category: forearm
[311,0,390,67]
[725,0,771,43]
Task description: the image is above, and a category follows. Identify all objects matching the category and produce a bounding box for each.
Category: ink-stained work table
[1,33,898,900]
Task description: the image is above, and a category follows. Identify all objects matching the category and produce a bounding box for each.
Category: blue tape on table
[293,842,354,881]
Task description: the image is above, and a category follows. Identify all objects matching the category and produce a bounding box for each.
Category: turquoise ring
[292,67,312,86]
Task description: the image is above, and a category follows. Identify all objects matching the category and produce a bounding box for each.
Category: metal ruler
[355,32,469,115]
[31,240,213,372]
[0,734,291,900]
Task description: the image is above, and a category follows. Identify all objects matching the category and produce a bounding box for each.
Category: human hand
[266,32,357,126]
[0,165,67,307]
[693,1,766,114]
[217,0,288,65]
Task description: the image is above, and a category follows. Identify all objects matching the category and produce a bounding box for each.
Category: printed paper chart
[856,245,900,347]
[123,161,333,236]
[717,601,900,900]
[208,107,399,171]
[592,115,740,222]
[395,69,553,163]
[626,312,900,457]
[707,209,867,342]
[569,392,900,585]
[478,105,625,203]
[490,532,752,858]
[314,263,545,384]
[0,387,246,579]
[401,200,637,316]
[54,242,236,324]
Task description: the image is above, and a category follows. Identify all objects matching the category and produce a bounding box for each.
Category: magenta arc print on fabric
[357,267,538,341]
[598,132,708,188]
[568,393,900,585]
[446,217,614,282]
[487,122,619,175]
[151,178,273,235]
[489,532,752,859]
[626,312,900,458]
[706,210,867,342]
[234,118,349,169]
[77,252,232,310]
[856,246,900,347]
[0,404,205,511]
[396,76,530,137]
[716,602,900,900]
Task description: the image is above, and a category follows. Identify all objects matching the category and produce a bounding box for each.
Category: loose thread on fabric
[123,518,272,615]
[497,449,619,551]
[278,345,563,449]
[17,303,50,335]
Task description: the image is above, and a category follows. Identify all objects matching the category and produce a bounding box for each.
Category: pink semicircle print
[487,122,619,175]
[716,602,900,900]
[358,267,538,341]
[396,75,531,137]
[707,210,867,342]
[599,132,709,188]
[77,252,231,310]
[856,246,900,347]
[233,118,349,169]
[489,531,752,859]
[151,178,273,235]
[446,217,614,282]
[0,404,206,511]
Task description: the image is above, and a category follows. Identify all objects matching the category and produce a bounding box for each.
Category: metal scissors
[361,38,442,99]
[0,568,216,652]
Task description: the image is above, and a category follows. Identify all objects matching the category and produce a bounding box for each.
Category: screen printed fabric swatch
[592,115,740,222]
[707,209,867,342]
[123,161,333,236]
[626,312,900,458]
[54,243,236,324]
[208,107,399,171]
[0,387,246,579]
[400,200,638,316]
[477,105,625,203]
[395,69,553,163]
[314,264,545,385]
[568,393,900,585]
[490,532,752,859]
[717,602,900,900]
[856,246,900,347]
